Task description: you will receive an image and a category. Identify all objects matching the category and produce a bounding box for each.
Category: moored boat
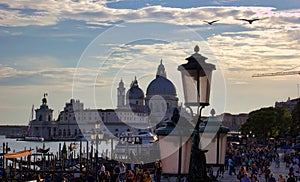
[24,136,44,142]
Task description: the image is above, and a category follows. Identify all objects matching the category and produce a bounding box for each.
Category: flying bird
[203,20,219,25]
[236,18,267,24]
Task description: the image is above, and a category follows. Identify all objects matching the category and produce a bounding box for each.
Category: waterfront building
[26,61,179,140]
[26,95,56,140]
[216,113,248,131]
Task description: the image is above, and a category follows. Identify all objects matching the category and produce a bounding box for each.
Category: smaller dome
[126,78,144,100]
[127,86,144,100]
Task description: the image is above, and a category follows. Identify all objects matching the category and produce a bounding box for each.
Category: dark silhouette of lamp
[178,45,216,181]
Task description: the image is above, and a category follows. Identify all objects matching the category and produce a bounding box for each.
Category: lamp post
[155,45,217,181]
[178,45,216,182]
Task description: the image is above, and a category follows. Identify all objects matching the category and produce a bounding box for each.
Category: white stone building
[26,61,179,140]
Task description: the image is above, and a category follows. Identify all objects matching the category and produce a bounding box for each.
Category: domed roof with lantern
[126,77,144,100]
[146,60,177,96]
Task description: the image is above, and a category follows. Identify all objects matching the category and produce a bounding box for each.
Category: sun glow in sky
[0,0,300,125]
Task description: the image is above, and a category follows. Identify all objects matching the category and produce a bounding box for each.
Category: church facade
[26,61,179,140]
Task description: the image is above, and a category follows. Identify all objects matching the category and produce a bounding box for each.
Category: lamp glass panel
[158,135,192,174]
[181,71,197,105]
[219,133,227,165]
[180,68,213,106]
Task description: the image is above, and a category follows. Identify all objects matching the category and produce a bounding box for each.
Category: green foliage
[291,101,300,136]
[240,106,292,139]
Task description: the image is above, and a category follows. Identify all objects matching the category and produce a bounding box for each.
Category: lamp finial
[194,45,199,53]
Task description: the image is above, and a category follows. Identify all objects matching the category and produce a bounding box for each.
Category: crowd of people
[225,142,300,182]
[83,143,300,182]
[95,160,162,182]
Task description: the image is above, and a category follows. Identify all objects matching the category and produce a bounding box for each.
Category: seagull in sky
[203,20,219,25]
[236,18,267,24]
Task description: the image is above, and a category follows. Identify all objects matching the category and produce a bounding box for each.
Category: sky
[0,0,300,125]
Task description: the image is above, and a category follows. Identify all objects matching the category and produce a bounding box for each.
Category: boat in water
[118,131,158,144]
[114,131,159,162]
[36,147,50,154]
[22,136,45,142]
[135,131,158,144]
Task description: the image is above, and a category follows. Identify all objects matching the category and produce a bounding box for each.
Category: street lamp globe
[177,45,216,108]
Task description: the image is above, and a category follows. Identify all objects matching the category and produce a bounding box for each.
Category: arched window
[39,115,42,121]
[63,129,66,136]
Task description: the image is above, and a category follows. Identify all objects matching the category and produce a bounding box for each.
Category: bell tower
[117,79,125,108]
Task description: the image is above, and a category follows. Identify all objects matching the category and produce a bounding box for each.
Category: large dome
[146,76,177,96]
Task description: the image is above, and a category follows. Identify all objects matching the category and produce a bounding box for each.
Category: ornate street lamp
[155,45,216,181]
[178,45,216,181]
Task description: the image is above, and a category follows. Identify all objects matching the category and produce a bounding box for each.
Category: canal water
[0,135,116,157]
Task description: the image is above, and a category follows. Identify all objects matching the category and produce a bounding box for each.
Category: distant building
[26,61,179,140]
[275,97,300,112]
[216,113,248,131]
[0,125,27,137]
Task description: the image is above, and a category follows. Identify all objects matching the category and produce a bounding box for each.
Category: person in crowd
[98,163,106,182]
[242,173,250,182]
[237,166,246,182]
[265,165,271,182]
[112,163,120,182]
[143,171,152,182]
[268,173,276,182]
[250,173,259,182]
[118,162,126,182]
[228,156,236,175]
[125,170,135,182]
[103,171,111,182]
[154,160,162,182]
[278,173,286,182]
[287,173,296,182]
[292,161,299,181]
[134,167,143,182]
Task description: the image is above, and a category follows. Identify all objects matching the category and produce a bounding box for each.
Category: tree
[291,101,300,137]
[240,106,292,140]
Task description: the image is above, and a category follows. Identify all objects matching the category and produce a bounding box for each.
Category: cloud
[0,65,17,78]
[0,0,298,30]
[207,28,300,84]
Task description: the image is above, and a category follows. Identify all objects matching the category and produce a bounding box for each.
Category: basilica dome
[146,76,176,96]
[146,60,177,96]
